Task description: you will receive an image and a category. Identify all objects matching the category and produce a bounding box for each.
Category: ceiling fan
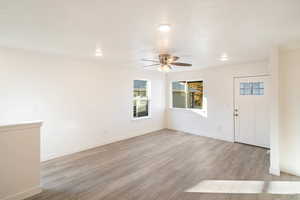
[142,54,192,72]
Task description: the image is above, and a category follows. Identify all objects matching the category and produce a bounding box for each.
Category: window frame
[170,79,204,110]
[132,79,151,120]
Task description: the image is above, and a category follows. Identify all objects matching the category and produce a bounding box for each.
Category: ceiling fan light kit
[158,64,171,72]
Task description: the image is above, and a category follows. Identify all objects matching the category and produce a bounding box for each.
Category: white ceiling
[1,0,300,69]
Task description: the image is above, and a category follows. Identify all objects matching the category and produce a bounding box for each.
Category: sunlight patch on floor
[185,180,300,194]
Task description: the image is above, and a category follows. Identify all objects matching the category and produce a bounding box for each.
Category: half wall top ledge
[0,121,43,133]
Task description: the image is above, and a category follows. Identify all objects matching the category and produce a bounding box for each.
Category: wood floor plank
[26,129,300,200]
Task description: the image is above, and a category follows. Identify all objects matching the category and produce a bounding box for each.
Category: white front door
[234,76,270,148]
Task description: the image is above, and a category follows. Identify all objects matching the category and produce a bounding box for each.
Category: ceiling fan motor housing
[159,54,171,65]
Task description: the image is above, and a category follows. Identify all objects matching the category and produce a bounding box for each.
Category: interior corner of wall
[269,167,280,176]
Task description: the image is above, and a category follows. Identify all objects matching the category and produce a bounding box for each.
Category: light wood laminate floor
[27,129,300,200]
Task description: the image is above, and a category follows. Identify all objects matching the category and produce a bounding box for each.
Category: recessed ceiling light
[95,48,103,57]
[220,53,228,61]
[158,24,171,32]
[220,57,228,61]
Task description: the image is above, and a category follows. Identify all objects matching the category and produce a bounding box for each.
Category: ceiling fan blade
[169,56,180,62]
[141,59,160,63]
[170,62,192,67]
[143,64,161,68]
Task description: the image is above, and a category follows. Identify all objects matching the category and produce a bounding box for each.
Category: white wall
[0,47,165,161]
[0,122,42,200]
[279,49,300,176]
[166,61,269,142]
[269,47,280,176]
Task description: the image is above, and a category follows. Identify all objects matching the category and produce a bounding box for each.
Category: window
[133,80,150,118]
[172,81,186,108]
[172,81,203,109]
[240,82,264,96]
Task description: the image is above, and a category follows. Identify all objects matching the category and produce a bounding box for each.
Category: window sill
[169,107,203,111]
[132,116,152,121]
[169,108,207,117]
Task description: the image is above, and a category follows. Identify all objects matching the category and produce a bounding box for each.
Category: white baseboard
[166,127,234,143]
[280,167,300,177]
[269,167,280,176]
[42,127,165,161]
[1,186,42,200]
